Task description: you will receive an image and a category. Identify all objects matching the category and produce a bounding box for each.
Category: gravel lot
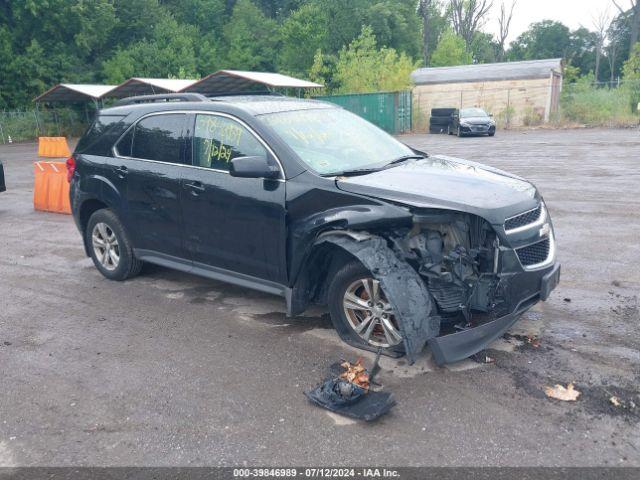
[0,128,638,467]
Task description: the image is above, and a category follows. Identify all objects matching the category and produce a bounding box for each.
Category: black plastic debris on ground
[305,353,395,421]
[305,378,396,421]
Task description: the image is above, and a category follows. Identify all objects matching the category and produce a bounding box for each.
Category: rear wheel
[86,209,142,281]
[328,261,403,350]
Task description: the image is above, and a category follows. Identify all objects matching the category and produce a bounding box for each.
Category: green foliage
[279,3,330,76]
[221,0,280,70]
[430,29,472,67]
[621,44,640,112]
[102,16,199,83]
[333,26,417,94]
[560,75,636,126]
[508,20,572,61]
[470,32,497,64]
[0,0,635,127]
[363,0,422,59]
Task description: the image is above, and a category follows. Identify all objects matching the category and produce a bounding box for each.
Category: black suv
[70,93,560,364]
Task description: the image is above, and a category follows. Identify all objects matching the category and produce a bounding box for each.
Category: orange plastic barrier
[33,161,71,214]
[38,137,71,158]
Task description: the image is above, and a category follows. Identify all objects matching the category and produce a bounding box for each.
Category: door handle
[184,181,205,194]
[114,165,128,178]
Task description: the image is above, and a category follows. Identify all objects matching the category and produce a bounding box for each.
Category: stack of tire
[429,108,456,134]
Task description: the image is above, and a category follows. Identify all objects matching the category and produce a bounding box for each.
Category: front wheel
[86,209,143,281]
[328,261,404,352]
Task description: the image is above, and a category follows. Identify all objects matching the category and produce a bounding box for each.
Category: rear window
[130,114,186,163]
[75,115,127,155]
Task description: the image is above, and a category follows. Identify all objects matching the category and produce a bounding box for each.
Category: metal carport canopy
[34,84,117,103]
[104,78,199,99]
[181,70,323,95]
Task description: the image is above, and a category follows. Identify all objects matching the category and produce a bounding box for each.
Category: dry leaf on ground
[610,396,621,407]
[340,357,370,390]
[544,383,581,401]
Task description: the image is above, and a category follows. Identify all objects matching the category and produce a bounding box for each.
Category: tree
[417,0,448,66]
[220,0,280,70]
[102,16,199,83]
[470,31,497,63]
[333,26,417,93]
[363,0,421,59]
[430,29,473,66]
[612,0,640,55]
[496,0,517,61]
[570,27,598,77]
[448,0,494,51]
[279,3,330,75]
[592,8,612,82]
[417,0,435,65]
[508,20,572,60]
[621,42,640,111]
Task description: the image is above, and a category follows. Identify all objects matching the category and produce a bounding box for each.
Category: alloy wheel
[342,278,403,348]
[92,222,120,271]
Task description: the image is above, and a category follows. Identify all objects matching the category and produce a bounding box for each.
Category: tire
[489,131,495,137]
[328,260,404,355]
[431,108,457,117]
[429,116,451,126]
[85,209,143,281]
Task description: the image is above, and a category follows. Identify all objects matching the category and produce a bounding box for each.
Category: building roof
[35,84,117,102]
[182,70,323,95]
[104,78,199,99]
[411,58,563,85]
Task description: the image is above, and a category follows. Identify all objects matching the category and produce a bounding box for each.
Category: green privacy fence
[314,91,412,134]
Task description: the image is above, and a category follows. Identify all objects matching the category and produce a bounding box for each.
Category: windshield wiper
[385,154,425,166]
[322,155,426,177]
[322,167,384,177]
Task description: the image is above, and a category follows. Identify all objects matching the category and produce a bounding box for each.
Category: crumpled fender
[288,204,412,287]
[317,233,440,364]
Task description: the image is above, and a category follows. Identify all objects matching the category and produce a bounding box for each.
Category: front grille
[505,205,542,231]
[516,238,550,267]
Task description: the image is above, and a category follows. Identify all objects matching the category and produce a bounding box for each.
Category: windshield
[260,108,414,175]
[460,108,488,118]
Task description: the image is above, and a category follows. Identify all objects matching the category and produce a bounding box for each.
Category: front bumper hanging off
[429,262,561,365]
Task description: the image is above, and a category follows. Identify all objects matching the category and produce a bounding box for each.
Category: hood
[336,155,539,225]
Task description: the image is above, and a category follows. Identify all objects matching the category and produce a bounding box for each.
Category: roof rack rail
[206,91,283,98]
[114,93,208,106]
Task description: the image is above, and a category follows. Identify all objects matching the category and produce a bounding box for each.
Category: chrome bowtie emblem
[539,223,550,237]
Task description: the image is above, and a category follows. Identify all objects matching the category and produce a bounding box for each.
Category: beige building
[411,59,563,128]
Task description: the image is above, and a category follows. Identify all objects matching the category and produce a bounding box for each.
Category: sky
[483,0,618,45]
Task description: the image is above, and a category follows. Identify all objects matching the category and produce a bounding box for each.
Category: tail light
[66,156,76,183]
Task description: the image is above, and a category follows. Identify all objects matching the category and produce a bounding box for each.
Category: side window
[131,114,186,163]
[115,127,133,157]
[193,114,267,171]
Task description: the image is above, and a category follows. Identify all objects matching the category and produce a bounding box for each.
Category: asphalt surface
[0,128,638,467]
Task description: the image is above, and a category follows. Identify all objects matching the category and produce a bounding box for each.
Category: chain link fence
[0,108,89,144]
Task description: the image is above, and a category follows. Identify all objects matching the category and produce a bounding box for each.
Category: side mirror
[230,155,280,179]
[489,113,494,118]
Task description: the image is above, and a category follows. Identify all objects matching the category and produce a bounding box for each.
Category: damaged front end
[320,206,560,365]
